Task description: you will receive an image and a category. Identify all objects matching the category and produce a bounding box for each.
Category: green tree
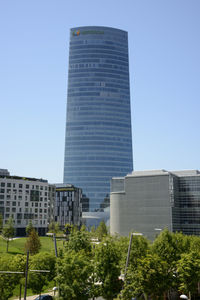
[65,228,92,256]
[48,221,60,234]
[26,220,34,236]
[127,233,150,270]
[2,217,15,252]
[96,220,108,241]
[25,229,41,255]
[177,251,200,299]
[56,251,94,300]
[95,237,122,300]
[122,252,170,300]
[0,213,3,233]
[0,256,19,300]
[28,252,56,296]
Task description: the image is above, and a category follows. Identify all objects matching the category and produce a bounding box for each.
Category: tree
[0,213,3,233]
[26,220,34,236]
[122,252,170,300]
[48,221,60,234]
[25,229,41,255]
[28,252,56,296]
[96,220,108,241]
[95,237,122,300]
[2,217,15,252]
[0,256,19,300]
[56,251,94,300]
[177,251,200,299]
[65,228,92,256]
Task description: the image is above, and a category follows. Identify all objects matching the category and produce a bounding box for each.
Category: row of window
[69,81,129,90]
[70,53,128,62]
[70,38,128,48]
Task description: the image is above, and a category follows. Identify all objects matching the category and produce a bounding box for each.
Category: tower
[64,26,133,226]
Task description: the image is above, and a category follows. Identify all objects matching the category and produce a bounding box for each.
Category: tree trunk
[6,240,9,252]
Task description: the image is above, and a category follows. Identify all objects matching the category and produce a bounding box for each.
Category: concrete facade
[0,173,55,236]
[110,170,200,240]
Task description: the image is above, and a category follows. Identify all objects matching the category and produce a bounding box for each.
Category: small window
[19,184,23,188]
[7,183,11,187]
[0,183,5,187]
[12,201,16,206]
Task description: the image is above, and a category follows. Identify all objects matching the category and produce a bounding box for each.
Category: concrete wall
[110,174,173,240]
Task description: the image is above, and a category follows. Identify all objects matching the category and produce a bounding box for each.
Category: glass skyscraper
[63,26,133,225]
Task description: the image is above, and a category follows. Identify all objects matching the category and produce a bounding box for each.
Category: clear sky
[0,0,200,183]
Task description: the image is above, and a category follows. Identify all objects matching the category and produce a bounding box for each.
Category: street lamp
[124,232,143,280]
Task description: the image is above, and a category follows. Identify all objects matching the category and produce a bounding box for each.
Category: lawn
[0,235,65,257]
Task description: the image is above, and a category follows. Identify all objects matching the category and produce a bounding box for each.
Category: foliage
[25,229,41,255]
[28,252,56,295]
[0,213,3,233]
[2,217,15,252]
[128,234,150,269]
[113,235,129,270]
[0,255,19,300]
[26,220,34,236]
[177,251,200,296]
[122,252,170,300]
[96,220,108,241]
[48,221,60,234]
[95,237,122,300]
[65,228,92,255]
[56,250,94,300]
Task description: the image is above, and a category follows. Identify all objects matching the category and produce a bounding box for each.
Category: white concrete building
[0,173,55,236]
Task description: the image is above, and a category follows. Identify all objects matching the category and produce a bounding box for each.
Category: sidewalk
[13,291,54,300]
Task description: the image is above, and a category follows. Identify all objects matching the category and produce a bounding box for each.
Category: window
[6,207,10,212]
[12,208,16,212]
[25,202,28,207]
[0,183,5,187]
[0,195,4,199]
[7,195,11,199]
[7,189,11,193]
[7,183,11,187]
[0,201,4,206]
[12,202,16,206]
[26,184,29,189]
[0,189,5,193]
[18,202,20,206]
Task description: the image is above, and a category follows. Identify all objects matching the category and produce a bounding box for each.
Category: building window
[0,195,4,199]
[26,184,29,189]
[12,208,16,212]
[25,202,28,207]
[0,189,5,193]
[12,202,16,206]
[19,184,23,188]
[7,183,11,187]
[0,183,5,187]
[6,207,10,212]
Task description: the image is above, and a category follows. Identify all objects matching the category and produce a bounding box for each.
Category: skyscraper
[64,26,133,225]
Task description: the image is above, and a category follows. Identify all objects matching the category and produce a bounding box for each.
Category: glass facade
[63,26,133,224]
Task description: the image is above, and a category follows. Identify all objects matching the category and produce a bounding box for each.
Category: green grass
[0,236,65,257]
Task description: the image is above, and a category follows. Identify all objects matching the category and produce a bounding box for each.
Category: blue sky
[0,0,200,183]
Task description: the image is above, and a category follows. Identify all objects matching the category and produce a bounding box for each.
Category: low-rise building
[110,170,200,240]
[0,173,55,236]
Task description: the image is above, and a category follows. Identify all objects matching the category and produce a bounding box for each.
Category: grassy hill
[0,235,65,257]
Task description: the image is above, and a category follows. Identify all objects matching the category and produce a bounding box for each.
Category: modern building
[54,184,82,228]
[110,170,200,240]
[0,172,55,236]
[63,26,133,226]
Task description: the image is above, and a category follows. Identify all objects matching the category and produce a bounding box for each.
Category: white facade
[0,174,55,236]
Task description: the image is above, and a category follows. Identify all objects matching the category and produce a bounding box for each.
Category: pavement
[13,291,55,300]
